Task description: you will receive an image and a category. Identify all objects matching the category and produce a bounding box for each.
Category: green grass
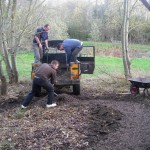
[95,56,150,72]
[15,53,150,80]
[131,58,150,70]
[83,56,150,78]
[82,56,123,78]
[16,52,33,80]
[14,41,150,80]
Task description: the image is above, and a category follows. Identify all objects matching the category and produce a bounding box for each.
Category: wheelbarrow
[128,77,150,96]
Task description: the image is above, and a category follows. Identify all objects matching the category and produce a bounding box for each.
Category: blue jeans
[71,47,82,62]
[22,77,54,106]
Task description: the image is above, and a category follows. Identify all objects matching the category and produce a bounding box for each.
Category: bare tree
[0,0,19,84]
[0,0,10,94]
[122,0,131,79]
[0,0,48,82]
[0,0,48,95]
[10,0,18,83]
[140,0,150,11]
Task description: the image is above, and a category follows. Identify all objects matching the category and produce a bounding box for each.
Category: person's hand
[45,48,49,53]
[39,43,42,49]
[45,47,49,51]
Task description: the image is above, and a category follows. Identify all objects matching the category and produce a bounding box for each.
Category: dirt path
[87,99,150,150]
[0,82,150,150]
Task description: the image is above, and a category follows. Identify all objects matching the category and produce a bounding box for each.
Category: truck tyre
[73,84,80,95]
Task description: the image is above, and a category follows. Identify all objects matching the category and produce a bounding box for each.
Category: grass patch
[16,52,33,80]
[94,56,124,77]
[16,53,150,80]
[83,56,150,79]
[13,41,150,80]
[131,58,150,70]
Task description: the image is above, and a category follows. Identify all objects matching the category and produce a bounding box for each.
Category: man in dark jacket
[21,60,59,108]
[33,24,50,64]
[57,39,83,66]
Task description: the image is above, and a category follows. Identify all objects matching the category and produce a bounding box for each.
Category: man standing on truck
[57,39,83,66]
[33,24,50,64]
[21,60,59,108]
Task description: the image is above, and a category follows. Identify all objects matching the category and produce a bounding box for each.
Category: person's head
[51,60,59,70]
[43,24,50,32]
[57,43,64,50]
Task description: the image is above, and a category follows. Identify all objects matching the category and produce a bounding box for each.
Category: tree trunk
[122,0,131,79]
[10,0,18,83]
[11,53,18,82]
[0,27,7,95]
[0,61,7,95]
[1,33,14,84]
[0,0,14,83]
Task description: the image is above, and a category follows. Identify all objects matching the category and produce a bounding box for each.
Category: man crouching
[21,60,59,108]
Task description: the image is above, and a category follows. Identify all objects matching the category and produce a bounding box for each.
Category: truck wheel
[73,84,80,95]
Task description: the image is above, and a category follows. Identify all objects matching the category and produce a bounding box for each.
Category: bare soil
[0,79,150,150]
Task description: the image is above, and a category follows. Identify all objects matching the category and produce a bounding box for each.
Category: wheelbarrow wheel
[130,84,139,95]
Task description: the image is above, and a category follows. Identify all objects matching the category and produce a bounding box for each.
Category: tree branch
[140,0,150,11]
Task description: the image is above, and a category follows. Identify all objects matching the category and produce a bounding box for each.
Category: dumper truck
[31,40,95,95]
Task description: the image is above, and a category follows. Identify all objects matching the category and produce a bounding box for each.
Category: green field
[16,52,150,80]
[16,52,34,80]
[10,41,150,80]
[16,42,150,80]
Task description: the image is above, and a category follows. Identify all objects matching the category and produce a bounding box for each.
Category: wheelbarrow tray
[128,78,150,89]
